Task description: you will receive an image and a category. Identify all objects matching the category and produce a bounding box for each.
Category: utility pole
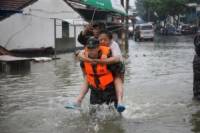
[121,0,125,22]
[197,5,200,27]
[54,18,57,58]
[120,0,129,51]
[147,7,150,22]
[125,0,129,50]
[120,0,125,48]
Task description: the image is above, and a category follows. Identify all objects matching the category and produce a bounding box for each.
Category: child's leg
[114,76,124,104]
[75,79,89,104]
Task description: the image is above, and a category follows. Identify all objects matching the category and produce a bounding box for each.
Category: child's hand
[101,55,107,59]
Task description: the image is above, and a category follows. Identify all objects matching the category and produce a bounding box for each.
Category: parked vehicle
[180,24,197,35]
[134,23,154,42]
[160,25,181,36]
[166,25,176,35]
[181,24,192,34]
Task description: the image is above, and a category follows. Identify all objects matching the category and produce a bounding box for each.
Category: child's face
[98,34,111,47]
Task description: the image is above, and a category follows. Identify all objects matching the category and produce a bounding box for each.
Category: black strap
[91,64,100,88]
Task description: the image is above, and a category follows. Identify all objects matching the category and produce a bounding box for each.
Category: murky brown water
[0,36,199,133]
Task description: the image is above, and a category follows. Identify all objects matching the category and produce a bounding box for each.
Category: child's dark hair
[99,30,113,40]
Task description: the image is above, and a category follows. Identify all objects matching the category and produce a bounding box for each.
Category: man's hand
[92,59,103,64]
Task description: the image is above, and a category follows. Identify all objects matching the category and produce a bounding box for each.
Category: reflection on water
[191,110,200,133]
[189,100,200,133]
[0,36,199,133]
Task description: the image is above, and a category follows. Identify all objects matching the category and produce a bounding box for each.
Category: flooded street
[0,36,199,133]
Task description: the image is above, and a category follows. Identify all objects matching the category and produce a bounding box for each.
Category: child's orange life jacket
[83,46,113,90]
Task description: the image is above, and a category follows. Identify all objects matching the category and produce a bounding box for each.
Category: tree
[135,0,189,23]
[135,0,146,19]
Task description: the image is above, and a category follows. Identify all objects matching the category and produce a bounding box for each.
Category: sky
[129,0,136,7]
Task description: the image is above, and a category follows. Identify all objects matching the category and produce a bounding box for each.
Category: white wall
[0,14,54,50]
[68,25,84,48]
[0,0,80,50]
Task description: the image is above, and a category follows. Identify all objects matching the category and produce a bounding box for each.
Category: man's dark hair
[92,22,106,31]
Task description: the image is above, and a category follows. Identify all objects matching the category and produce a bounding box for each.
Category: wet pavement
[0,35,199,133]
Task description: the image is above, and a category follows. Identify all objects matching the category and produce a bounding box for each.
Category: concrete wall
[55,38,75,53]
[0,0,80,51]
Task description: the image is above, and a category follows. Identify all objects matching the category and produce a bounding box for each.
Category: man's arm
[77,24,93,46]
[77,32,87,46]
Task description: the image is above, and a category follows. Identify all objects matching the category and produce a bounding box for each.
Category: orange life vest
[84,45,110,58]
[84,46,113,91]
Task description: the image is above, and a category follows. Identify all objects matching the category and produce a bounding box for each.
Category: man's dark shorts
[89,83,117,105]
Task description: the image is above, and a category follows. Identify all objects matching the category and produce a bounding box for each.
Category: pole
[196,6,200,27]
[74,25,77,51]
[121,0,125,23]
[125,0,129,50]
[54,18,57,58]
[148,7,150,22]
[120,0,125,47]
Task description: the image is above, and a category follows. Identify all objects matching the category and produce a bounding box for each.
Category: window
[62,21,69,38]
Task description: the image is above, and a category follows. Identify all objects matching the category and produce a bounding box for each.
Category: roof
[63,18,88,25]
[0,0,38,20]
[64,0,122,22]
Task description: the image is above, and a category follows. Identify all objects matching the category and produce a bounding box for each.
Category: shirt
[110,41,123,61]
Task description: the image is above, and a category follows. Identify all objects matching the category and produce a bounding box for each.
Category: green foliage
[136,0,189,21]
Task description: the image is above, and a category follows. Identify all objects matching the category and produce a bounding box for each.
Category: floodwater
[0,36,199,133]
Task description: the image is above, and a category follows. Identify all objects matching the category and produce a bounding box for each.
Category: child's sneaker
[117,104,126,113]
[64,102,81,110]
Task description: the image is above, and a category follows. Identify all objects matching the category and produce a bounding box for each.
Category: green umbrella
[82,0,127,16]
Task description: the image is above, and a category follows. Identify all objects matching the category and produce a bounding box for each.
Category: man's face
[93,27,100,38]
[87,47,99,59]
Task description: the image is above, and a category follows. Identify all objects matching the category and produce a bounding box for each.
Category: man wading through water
[65,22,125,113]
[66,36,125,112]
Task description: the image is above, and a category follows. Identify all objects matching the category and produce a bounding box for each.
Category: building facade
[0,0,84,55]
